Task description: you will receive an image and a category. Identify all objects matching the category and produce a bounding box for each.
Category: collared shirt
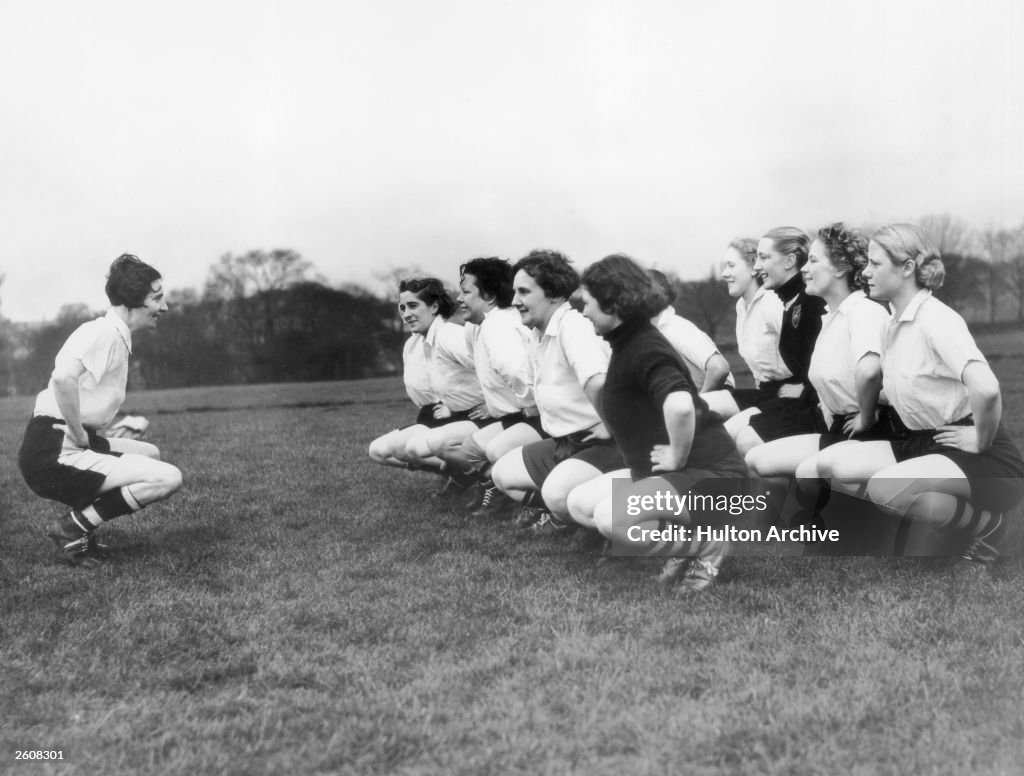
[735,286,791,386]
[808,291,890,427]
[402,334,437,407]
[882,289,985,430]
[469,306,535,417]
[422,316,484,412]
[530,302,610,437]
[34,309,133,428]
[653,307,735,389]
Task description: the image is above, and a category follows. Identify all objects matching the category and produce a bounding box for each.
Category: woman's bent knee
[160,463,184,496]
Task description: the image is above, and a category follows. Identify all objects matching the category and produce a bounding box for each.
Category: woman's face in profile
[721,246,756,298]
[753,238,792,290]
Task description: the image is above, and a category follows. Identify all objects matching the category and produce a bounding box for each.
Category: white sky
[2,0,1022,322]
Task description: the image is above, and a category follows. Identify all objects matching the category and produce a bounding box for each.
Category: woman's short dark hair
[398,275,456,318]
[816,222,869,291]
[510,250,580,300]
[647,268,676,313]
[105,254,162,308]
[460,257,514,307]
[762,226,811,269]
[581,254,668,322]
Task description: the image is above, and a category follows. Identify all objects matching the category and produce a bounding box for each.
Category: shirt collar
[830,289,865,317]
[898,289,932,323]
[105,308,133,354]
[742,286,768,310]
[542,301,573,337]
[424,315,444,346]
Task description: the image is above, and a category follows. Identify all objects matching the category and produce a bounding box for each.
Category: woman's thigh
[425,421,479,456]
[567,468,630,527]
[485,423,543,463]
[745,434,821,478]
[865,454,970,508]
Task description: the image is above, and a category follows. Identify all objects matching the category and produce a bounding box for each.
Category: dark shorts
[521,432,624,488]
[659,448,752,528]
[748,396,821,442]
[886,418,1024,513]
[18,415,122,510]
[500,411,546,435]
[731,379,798,411]
[817,408,899,450]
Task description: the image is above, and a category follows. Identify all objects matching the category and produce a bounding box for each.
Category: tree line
[0,250,403,395]
[0,215,1022,395]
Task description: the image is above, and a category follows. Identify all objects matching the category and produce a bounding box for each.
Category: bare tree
[920,213,975,255]
[373,264,425,335]
[978,227,1016,323]
[203,249,315,379]
[936,253,987,318]
[997,221,1024,323]
[675,268,733,341]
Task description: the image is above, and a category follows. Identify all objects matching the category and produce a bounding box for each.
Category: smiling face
[580,286,620,335]
[512,269,561,330]
[457,273,491,325]
[398,290,439,334]
[126,280,168,331]
[753,238,794,290]
[862,240,907,302]
[721,246,756,299]
[802,239,842,298]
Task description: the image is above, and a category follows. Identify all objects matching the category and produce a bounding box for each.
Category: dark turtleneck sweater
[601,319,735,479]
[774,272,826,389]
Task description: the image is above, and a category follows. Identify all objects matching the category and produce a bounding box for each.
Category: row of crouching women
[370,224,1024,592]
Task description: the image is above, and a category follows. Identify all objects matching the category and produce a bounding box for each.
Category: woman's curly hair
[511,249,580,300]
[816,222,869,291]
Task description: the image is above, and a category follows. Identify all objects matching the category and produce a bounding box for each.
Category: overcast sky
[2,0,1022,322]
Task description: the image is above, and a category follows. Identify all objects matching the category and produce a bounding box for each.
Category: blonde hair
[871,223,945,290]
[762,226,810,268]
[728,237,758,267]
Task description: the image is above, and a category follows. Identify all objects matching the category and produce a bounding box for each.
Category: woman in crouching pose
[744,224,889,490]
[726,227,827,455]
[368,276,484,481]
[702,238,791,419]
[813,224,1024,562]
[565,254,749,592]
[18,254,183,568]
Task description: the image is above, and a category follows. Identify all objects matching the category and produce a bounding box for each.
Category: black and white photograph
[2,1,1023,773]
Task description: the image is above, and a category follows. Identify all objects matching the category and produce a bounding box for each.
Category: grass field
[2,328,1024,775]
